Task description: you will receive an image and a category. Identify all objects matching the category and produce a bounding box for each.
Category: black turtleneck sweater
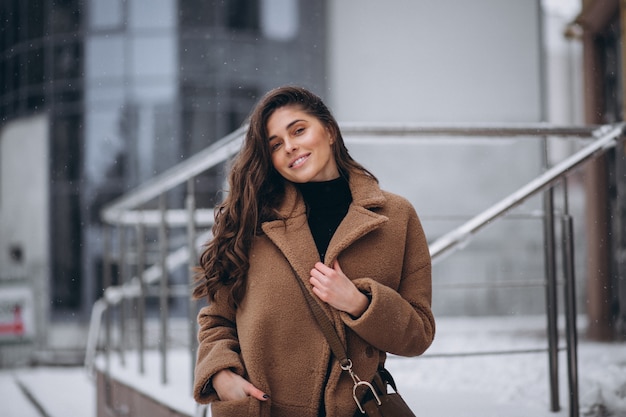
[296,176,352,262]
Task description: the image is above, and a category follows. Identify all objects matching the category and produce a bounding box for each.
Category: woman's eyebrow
[268,119,305,141]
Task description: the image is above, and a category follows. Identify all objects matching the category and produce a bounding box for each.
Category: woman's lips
[289,154,310,168]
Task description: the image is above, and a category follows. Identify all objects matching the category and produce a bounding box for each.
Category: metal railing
[85,122,625,417]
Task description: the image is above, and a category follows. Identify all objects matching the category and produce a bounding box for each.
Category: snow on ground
[389,315,626,417]
[1,315,625,417]
[0,366,95,417]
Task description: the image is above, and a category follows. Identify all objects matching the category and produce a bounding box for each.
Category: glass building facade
[1,0,326,319]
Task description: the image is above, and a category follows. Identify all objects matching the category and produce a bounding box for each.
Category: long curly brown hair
[192,85,376,306]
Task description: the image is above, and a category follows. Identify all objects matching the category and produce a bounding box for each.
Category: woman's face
[267,106,339,183]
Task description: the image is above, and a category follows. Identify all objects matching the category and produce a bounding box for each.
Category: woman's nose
[284,138,298,152]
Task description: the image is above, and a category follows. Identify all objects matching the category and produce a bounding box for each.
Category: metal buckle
[341,359,382,414]
[353,380,382,414]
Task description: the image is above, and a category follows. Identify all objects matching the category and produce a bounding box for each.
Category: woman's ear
[326,127,335,144]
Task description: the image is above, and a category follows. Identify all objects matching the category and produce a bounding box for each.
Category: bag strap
[286,262,383,413]
[286,262,350,367]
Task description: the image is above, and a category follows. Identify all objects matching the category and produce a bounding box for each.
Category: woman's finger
[247,384,270,401]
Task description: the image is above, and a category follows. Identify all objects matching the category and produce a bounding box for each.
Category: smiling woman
[267,107,339,183]
[191,86,435,417]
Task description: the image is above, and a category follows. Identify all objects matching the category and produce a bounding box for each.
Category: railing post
[136,221,146,375]
[103,224,113,407]
[541,137,560,412]
[186,178,198,389]
[118,224,127,366]
[159,193,169,385]
[562,178,580,417]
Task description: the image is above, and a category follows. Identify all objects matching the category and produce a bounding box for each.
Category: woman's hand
[212,369,269,402]
[310,260,369,317]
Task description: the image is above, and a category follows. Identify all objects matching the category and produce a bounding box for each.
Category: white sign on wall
[0,286,35,342]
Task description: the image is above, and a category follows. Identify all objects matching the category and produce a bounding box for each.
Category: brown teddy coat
[193,172,435,417]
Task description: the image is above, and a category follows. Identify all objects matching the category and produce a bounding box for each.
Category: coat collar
[261,172,389,277]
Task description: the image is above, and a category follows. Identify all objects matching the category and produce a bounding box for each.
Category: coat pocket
[210,396,261,417]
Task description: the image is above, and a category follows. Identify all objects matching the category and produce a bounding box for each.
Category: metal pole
[136,222,146,375]
[186,179,198,389]
[562,178,580,417]
[541,138,560,412]
[429,123,625,260]
[103,225,113,407]
[159,194,169,385]
[118,225,127,366]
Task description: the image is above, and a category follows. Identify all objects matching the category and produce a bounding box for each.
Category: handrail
[84,229,212,373]
[100,124,598,225]
[339,123,597,137]
[90,121,624,417]
[101,125,247,224]
[429,122,626,262]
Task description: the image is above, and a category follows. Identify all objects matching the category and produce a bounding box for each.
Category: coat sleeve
[340,204,435,357]
[193,295,245,404]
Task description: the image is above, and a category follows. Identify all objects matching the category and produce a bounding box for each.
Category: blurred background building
[0,0,624,368]
[0,0,326,363]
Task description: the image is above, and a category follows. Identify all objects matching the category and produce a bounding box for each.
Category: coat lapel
[262,173,389,270]
[261,185,319,281]
[325,204,388,264]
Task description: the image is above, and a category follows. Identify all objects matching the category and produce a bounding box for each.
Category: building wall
[0,114,49,363]
[0,1,328,362]
[326,0,575,316]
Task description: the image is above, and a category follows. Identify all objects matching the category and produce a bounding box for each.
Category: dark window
[26,91,45,111]
[0,1,13,53]
[9,0,20,48]
[0,58,6,98]
[50,113,83,311]
[26,47,45,86]
[26,0,45,40]
[51,113,82,182]
[50,190,82,310]
[53,42,81,80]
[10,54,20,95]
[49,0,81,34]
[227,84,258,131]
[179,0,216,28]
[226,0,259,32]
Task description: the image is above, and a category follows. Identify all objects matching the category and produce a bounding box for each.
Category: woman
[192,86,434,417]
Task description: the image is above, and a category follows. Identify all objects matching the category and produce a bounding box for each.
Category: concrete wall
[325,1,569,316]
[0,114,50,364]
[327,0,542,123]
[96,370,192,417]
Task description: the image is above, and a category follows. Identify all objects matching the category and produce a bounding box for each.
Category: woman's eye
[294,127,305,135]
[270,141,281,151]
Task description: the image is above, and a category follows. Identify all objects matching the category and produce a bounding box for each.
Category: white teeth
[292,156,307,167]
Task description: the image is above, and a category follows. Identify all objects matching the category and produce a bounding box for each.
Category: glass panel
[128,35,177,100]
[261,0,299,40]
[84,108,126,185]
[129,0,175,30]
[85,34,125,81]
[88,0,124,30]
[129,35,176,78]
